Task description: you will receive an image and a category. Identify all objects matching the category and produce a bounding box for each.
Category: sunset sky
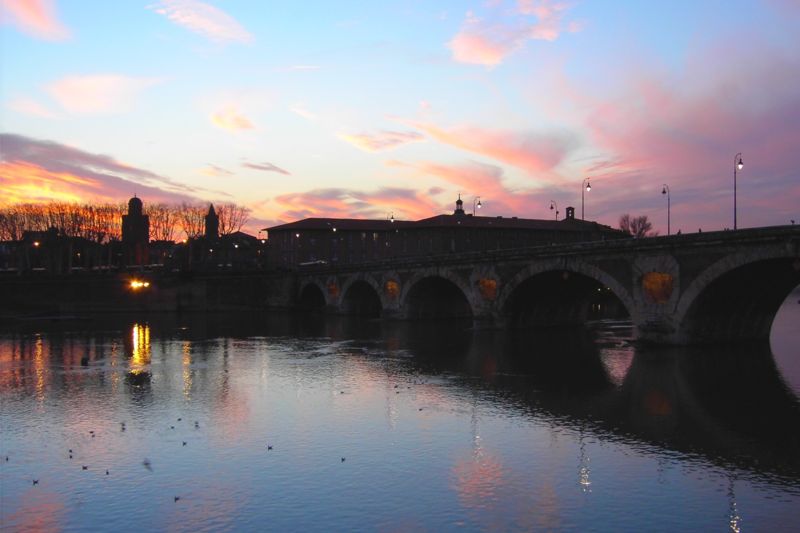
[2,0,799,234]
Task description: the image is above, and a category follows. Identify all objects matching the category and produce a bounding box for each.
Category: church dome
[128,196,143,215]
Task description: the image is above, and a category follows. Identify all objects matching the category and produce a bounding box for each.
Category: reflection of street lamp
[661,184,671,235]
[734,153,743,230]
[728,474,741,533]
[33,241,40,247]
[549,200,559,220]
[578,430,591,492]
[473,196,482,215]
[581,178,591,220]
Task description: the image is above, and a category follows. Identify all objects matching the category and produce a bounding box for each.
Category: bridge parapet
[289,225,800,344]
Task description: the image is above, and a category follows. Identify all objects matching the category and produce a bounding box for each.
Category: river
[1,289,799,532]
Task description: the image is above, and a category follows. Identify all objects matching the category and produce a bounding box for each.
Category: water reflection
[125,323,152,394]
[0,309,798,531]
[129,323,151,374]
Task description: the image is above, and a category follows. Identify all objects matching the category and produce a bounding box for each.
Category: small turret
[454,194,465,216]
[205,204,219,240]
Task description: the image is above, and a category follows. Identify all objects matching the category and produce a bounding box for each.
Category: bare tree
[147,203,179,241]
[177,202,206,240]
[217,203,250,235]
[619,214,658,238]
[0,207,22,240]
[83,203,125,242]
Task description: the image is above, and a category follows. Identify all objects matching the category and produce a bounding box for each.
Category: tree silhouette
[619,214,658,238]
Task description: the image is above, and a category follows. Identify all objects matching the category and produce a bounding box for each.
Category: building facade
[265,198,629,268]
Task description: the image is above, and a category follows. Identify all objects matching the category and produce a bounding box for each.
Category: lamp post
[388,212,394,223]
[473,197,482,215]
[734,153,743,230]
[581,178,591,220]
[661,184,670,235]
[549,200,559,220]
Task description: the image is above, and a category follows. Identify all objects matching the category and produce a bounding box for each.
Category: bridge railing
[293,225,800,274]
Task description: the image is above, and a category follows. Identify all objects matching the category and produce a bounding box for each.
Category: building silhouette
[205,204,219,241]
[122,196,149,266]
[264,196,628,268]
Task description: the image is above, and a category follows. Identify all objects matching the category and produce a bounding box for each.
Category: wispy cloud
[0,133,201,204]
[272,187,441,222]
[6,97,59,119]
[148,0,253,44]
[0,0,69,40]
[408,121,576,177]
[46,74,160,114]
[289,105,316,121]
[339,130,425,152]
[201,164,234,177]
[210,105,254,131]
[448,1,577,66]
[243,161,290,176]
[389,159,541,216]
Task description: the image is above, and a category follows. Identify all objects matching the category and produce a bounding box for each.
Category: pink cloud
[149,0,253,44]
[390,159,546,216]
[272,187,442,222]
[210,105,254,131]
[448,11,528,67]
[339,130,425,152]
[46,74,160,114]
[408,121,576,177]
[448,1,577,66]
[0,0,69,40]
[565,45,800,232]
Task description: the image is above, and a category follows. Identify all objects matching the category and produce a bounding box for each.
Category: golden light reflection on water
[129,323,151,374]
[182,340,192,398]
[109,340,120,391]
[33,335,46,403]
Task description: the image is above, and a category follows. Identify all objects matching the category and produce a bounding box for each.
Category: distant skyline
[2,0,799,234]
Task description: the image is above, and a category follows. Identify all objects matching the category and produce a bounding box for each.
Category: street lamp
[388,212,395,223]
[473,197,482,215]
[734,153,743,230]
[581,178,591,220]
[661,184,670,235]
[549,200,559,220]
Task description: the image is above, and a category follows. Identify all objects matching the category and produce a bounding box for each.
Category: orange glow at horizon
[0,161,101,204]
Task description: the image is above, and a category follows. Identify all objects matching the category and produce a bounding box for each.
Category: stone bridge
[288,225,800,345]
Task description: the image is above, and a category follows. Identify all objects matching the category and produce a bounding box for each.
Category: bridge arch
[674,249,800,343]
[401,271,474,319]
[340,275,384,317]
[497,259,635,327]
[298,280,328,310]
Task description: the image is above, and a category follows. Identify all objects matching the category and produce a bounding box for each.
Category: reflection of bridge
[286,226,800,345]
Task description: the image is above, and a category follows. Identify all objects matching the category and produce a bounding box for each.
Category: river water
[2,290,799,532]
